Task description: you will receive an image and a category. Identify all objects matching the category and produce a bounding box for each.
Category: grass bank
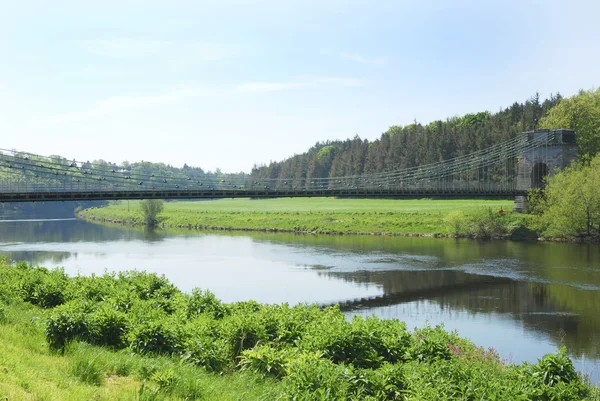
[79,198,524,238]
[1,258,597,400]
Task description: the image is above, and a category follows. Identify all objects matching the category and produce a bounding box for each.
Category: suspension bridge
[0,129,577,206]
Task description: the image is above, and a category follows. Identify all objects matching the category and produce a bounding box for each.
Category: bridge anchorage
[513,129,578,212]
[0,129,576,206]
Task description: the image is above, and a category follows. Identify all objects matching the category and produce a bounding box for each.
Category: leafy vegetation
[529,153,600,238]
[539,88,600,159]
[1,257,597,400]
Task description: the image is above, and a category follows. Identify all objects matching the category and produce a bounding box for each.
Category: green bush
[128,318,180,355]
[88,303,129,347]
[186,288,229,319]
[19,267,68,308]
[409,325,456,362]
[240,344,298,378]
[45,302,92,350]
[299,315,410,368]
[349,363,406,400]
[281,352,353,401]
[219,311,269,358]
[119,271,178,302]
[531,347,578,386]
[182,335,232,372]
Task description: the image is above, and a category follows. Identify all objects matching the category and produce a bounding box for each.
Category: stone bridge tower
[513,129,578,213]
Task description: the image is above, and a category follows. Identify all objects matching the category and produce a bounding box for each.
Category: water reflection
[0,217,598,381]
[321,268,600,359]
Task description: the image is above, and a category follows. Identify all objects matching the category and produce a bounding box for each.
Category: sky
[1,0,599,173]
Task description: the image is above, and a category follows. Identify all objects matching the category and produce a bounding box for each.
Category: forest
[249,92,572,183]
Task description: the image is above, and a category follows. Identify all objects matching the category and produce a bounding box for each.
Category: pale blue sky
[1,0,599,172]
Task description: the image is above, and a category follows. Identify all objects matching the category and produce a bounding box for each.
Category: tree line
[249,92,564,184]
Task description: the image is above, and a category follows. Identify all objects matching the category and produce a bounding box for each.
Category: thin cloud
[237,77,363,93]
[80,38,238,63]
[342,52,388,66]
[45,87,208,124]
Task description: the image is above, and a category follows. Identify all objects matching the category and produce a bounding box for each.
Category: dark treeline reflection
[0,218,165,265]
[0,218,162,244]
[322,268,600,359]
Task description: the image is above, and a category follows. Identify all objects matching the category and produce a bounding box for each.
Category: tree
[533,154,600,238]
[140,199,164,228]
[539,88,600,158]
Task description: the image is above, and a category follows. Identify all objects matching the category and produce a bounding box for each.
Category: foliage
[140,199,164,227]
[532,155,600,237]
[1,258,597,400]
[539,88,600,158]
[298,315,411,368]
[19,266,68,308]
[186,288,229,319]
[531,347,578,386]
[444,207,521,238]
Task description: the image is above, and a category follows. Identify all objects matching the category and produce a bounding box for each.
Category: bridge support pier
[513,196,529,213]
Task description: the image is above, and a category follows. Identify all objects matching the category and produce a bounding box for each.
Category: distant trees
[140,199,164,228]
[249,92,564,184]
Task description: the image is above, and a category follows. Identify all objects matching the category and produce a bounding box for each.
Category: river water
[1,217,599,382]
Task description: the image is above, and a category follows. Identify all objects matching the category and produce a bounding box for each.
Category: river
[1,216,599,383]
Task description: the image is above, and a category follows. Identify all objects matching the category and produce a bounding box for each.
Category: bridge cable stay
[0,131,556,197]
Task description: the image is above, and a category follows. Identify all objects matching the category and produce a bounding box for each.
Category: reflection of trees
[0,219,143,243]
[143,227,165,243]
[322,269,600,358]
[0,250,72,266]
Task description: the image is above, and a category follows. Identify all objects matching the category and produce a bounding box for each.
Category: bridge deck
[0,188,525,202]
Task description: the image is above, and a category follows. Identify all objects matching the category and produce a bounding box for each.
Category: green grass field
[81,198,518,235]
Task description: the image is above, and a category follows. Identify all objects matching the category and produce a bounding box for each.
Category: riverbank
[79,198,525,238]
[1,258,597,400]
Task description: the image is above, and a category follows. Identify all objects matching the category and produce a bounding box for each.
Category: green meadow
[80,198,520,236]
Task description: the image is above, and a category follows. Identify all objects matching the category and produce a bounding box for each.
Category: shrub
[349,363,406,400]
[465,208,519,239]
[182,336,232,372]
[531,347,578,386]
[219,312,269,358]
[299,315,411,368]
[239,344,298,378]
[282,352,352,400]
[129,318,180,355]
[140,199,164,227]
[409,325,456,362]
[186,289,229,319]
[257,303,325,345]
[45,303,92,350]
[19,267,68,308]
[66,274,116,303]
[88,303,129,347]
